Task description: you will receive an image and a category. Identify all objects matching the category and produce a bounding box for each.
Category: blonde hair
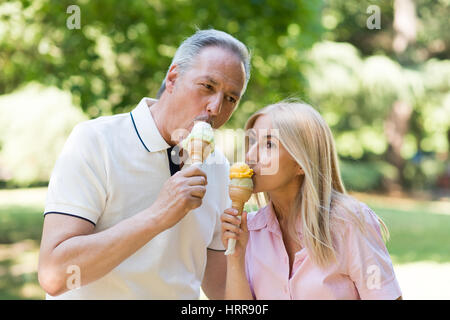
[245,100,389,268]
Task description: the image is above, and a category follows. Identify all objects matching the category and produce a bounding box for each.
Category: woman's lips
[250,167,259,176]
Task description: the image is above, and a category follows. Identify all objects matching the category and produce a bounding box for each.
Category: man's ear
[165,64,178,93]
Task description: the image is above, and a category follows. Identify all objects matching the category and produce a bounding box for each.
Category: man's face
[164,46,246,138]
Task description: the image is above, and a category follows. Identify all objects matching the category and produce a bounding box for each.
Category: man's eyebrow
[229,90,241,99]
[202,76,218,85]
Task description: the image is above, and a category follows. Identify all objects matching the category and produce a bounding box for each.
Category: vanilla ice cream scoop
[182,121,215,164]
[182,121,215,150]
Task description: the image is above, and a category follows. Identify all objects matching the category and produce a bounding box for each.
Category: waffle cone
[188,138,212,164]
[228,185,253,215]
[224,185,252,256]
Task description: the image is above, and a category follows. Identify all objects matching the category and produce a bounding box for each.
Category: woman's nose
[246,142,258,165]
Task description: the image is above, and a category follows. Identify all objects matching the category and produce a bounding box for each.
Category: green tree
[322,0,449,63]
[0,82,87,187]
[0,0,323,126]
[305,41,450,191]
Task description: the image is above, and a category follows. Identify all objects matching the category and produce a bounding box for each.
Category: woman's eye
[266,141,277,149]
[202,83,213,90]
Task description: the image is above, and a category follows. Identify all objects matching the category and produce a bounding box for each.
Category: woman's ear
[165,64,178,93]
[297,165,304,176]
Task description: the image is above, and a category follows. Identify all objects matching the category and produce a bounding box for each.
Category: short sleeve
[44,122,107,225]
[207,153,230,251]
[345,203,402,300]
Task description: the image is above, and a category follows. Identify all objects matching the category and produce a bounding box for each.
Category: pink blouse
[245,200,402,300]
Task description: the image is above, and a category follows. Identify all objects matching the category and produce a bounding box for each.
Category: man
[38,29,251,299]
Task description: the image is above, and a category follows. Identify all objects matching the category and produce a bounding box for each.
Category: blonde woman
[221,101,402,300]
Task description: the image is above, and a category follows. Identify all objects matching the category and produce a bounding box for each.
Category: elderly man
[38,29,251,299]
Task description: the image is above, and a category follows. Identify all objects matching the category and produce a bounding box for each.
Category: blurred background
[0,0,449,299]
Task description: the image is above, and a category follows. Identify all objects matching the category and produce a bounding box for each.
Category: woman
[221,101,402,300]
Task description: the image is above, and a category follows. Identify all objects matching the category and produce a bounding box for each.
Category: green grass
[372,205,450,264]
[0,205,43,244]
[0,188,45,299]
[0,246,41,300]
[0,203,44,299]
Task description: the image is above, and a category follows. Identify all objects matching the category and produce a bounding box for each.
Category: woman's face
[246,114,303,194]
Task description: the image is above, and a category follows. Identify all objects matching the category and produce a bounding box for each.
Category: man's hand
[151,165,208,230]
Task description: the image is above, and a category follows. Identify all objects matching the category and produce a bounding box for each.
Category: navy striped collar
[130,98,170,153]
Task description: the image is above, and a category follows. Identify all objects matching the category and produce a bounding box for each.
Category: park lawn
[372,205,450,264]
[0,205,44,244]
[0,188,449,299]
[0,205,44,299]
[351,192,450,264]
[0,188,45,299]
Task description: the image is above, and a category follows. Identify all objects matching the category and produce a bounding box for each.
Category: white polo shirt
[44,97,230,299]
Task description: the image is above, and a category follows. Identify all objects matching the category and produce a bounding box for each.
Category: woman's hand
[221,208,249,258]
[221,208,254,300]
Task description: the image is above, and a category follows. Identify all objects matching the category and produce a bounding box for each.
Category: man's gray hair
[156,29,251,98]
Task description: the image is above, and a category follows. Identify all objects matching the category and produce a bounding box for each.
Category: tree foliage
[0,0,323,125]
[305,41,450,190]
[0,82,87,186]
[322,0,449,63]
[0,0,448,191]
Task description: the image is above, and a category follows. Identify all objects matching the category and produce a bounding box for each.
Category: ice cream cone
[188,138,213,164]
[225,185,253,256]
[229,185,253,214]
[182,121,215,165]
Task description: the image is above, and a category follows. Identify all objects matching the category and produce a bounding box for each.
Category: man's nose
[206,93,223,116]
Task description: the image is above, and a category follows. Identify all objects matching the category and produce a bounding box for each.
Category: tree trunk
[393,0,417,54]
[383,0,417,193]
[384,101,413,191]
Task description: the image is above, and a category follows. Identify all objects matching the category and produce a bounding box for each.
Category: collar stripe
[130,111,150,152]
